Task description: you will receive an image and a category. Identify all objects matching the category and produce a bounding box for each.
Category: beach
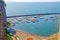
[12,29,59,40]
[12,30,47,40]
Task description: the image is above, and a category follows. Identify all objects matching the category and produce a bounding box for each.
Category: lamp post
[0,0,7,40]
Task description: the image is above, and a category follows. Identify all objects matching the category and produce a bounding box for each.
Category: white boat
[15,17,24,21]
[21,19,29,23]
[7,18,17,24]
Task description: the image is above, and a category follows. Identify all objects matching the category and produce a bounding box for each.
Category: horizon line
[5,1,60,2]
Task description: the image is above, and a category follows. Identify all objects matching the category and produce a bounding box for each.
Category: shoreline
[11,27,48,37]
[11,27,59,40]
[15,30,47,40]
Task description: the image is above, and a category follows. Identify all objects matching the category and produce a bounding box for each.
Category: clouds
[5,0,60,2]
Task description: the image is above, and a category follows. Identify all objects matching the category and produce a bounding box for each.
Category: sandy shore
[58,31,60,40]
[12,30,47,40]
[12,29,59,40]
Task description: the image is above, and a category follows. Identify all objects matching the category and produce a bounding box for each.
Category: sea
[6,2,60,37]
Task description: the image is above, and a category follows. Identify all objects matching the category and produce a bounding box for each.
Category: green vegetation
[5,28,13,40]
[5,22,13,40]
[6,34,13,40]
[6,22,11,27]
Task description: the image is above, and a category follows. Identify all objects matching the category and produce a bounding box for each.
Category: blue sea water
[6,2,60,16]
[6,2,60,37]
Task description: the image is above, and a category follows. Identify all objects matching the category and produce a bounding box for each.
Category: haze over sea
[6,2,59,36]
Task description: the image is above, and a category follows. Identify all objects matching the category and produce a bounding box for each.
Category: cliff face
[0,1,7,40]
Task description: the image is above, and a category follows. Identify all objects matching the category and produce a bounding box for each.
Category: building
[0,0,7,40]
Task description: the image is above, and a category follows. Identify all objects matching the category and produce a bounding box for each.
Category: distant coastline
[7,13,60,18]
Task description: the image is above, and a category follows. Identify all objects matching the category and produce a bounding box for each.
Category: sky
[4,0,60,2]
